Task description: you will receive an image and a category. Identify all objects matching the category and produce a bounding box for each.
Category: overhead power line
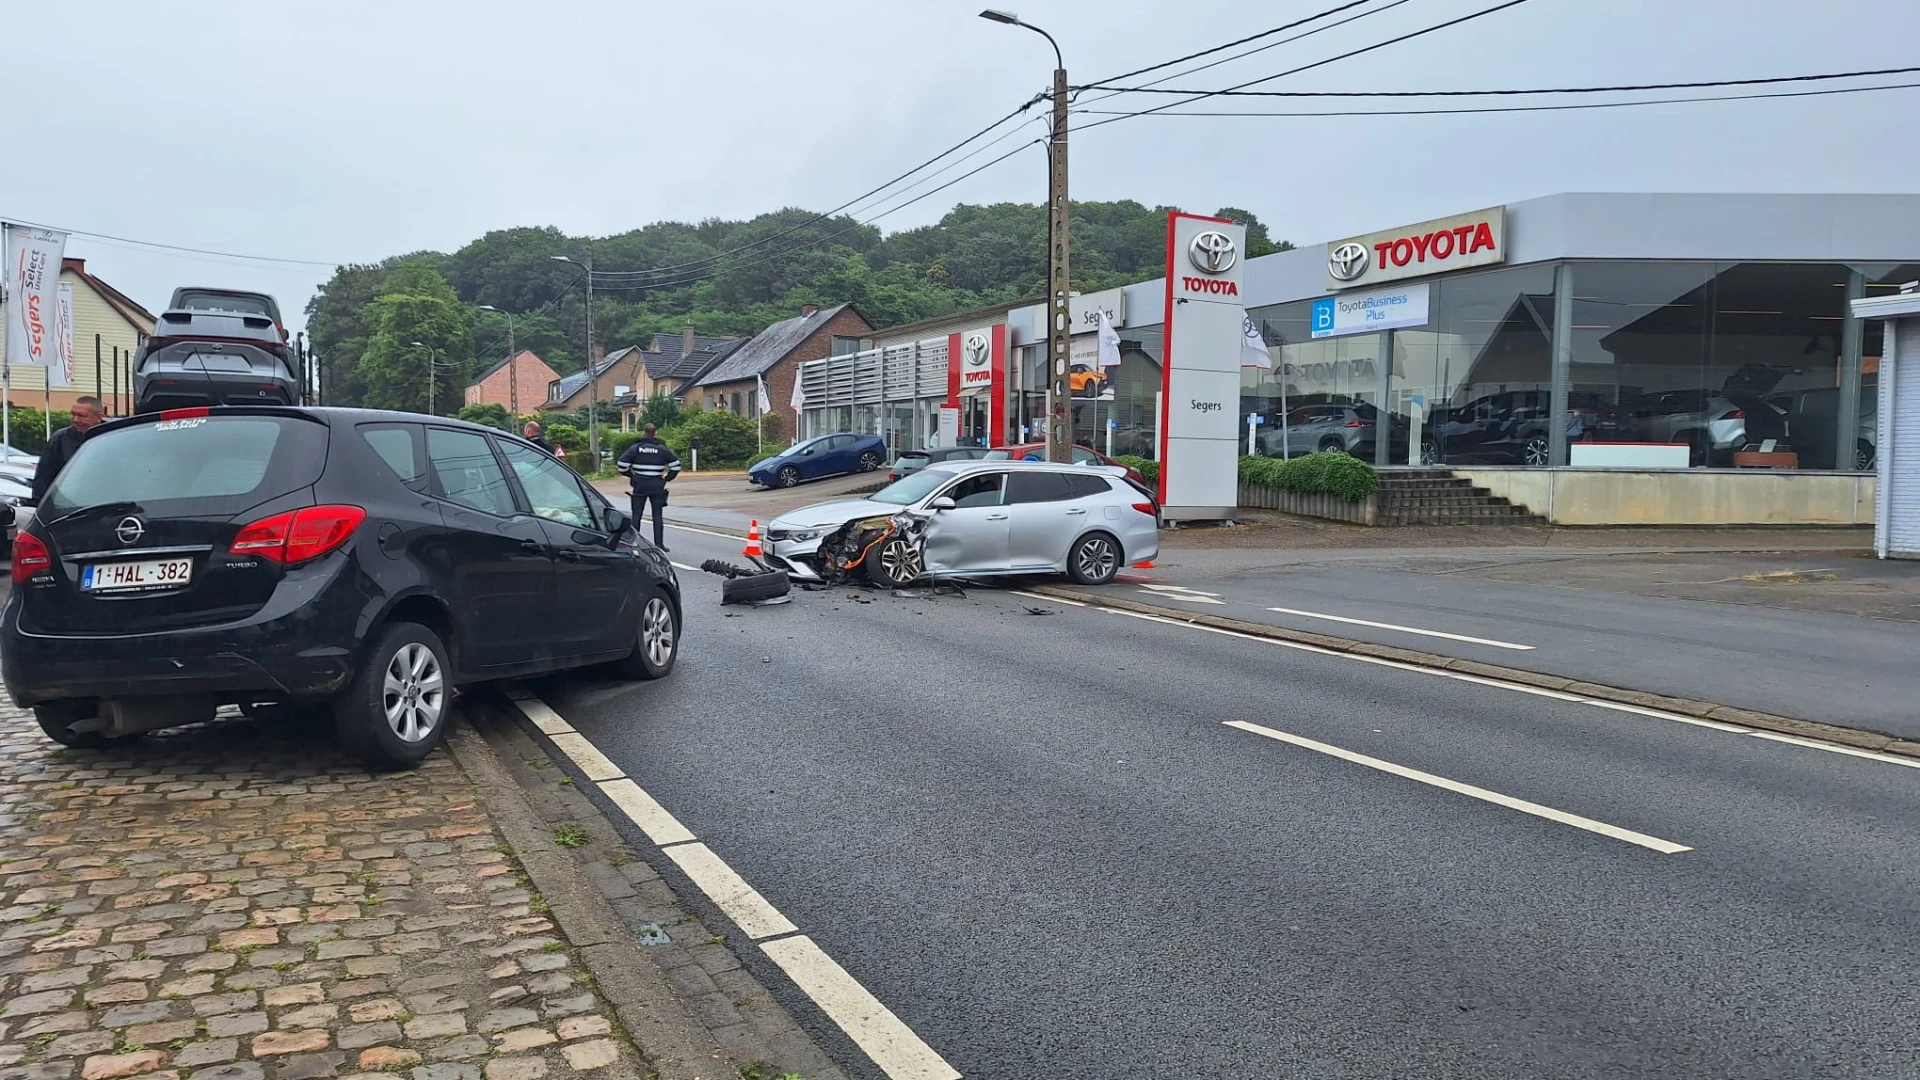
[1073,0,1540,135]
[0,215,346,268]
[1078,64,1920,99]
[1078,0,1386,87]
[1071,79,1920,120]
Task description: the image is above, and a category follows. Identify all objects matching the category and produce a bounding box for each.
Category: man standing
[32,395,105,503]
[522,420,558,456]
[617,423,680,551]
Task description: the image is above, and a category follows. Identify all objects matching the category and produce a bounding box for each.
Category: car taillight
[1345,420,1365,427]
[161,407,210,421]
[12,532,50,584]
[1726,410,1745,420]
[1131,502,1158,516]
[231,505,367,565]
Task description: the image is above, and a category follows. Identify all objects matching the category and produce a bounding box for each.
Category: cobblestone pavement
[0,705,646,1080]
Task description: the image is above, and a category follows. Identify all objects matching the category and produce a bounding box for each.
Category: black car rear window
[175,291,273,318]
[42,415,326,516]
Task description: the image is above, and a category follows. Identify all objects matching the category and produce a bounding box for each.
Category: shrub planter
[1237,483,1379,525]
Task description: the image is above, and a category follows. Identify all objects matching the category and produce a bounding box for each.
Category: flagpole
[2,223,11,456]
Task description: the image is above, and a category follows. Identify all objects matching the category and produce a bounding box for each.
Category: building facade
[689,304,872,443]
[464,350,560,415]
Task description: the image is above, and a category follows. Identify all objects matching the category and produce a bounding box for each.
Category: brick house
[684,304,872,439]
[464,350,560,415]
[636,327,739,400]
[0,258,154,416]
[540,345,649,413]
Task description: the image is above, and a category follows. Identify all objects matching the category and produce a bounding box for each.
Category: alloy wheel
[642,596,676,669]
[1856,443,1876,472]
[1524,436,1550,467]
[879,539,923,585]
[1076,537,1117,582]
[381,642,444,744]
[779,466,801,488]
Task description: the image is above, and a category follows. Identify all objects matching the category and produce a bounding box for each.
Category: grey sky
[12,0,1919,335]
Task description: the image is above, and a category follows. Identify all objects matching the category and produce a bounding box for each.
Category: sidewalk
[0,703,833,1080]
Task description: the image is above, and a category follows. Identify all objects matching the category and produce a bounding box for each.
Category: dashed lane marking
[1266,605,1534,651]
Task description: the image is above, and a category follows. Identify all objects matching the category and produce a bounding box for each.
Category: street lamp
[550,252,599,462]
[477,305,518,417]
[980,9,1071,462]
[410,341,438,415]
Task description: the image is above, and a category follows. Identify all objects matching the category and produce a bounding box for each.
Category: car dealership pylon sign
[1159,213,1246,520]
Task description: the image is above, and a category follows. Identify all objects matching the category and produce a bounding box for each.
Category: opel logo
[1328,242,1370,282]
[115,517,146,546]
[1188,231,1237,275]
[962,333,990,369]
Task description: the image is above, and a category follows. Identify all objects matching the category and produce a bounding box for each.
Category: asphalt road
[525,523,1920,1080]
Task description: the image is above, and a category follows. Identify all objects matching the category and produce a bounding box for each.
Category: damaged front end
[815,511,930,588]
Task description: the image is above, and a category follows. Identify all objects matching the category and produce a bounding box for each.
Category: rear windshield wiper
[40,501,140,529]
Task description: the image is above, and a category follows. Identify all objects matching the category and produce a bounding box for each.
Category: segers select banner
[3,225,68,373]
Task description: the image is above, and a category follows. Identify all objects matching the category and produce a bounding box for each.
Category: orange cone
[743,520,763,560]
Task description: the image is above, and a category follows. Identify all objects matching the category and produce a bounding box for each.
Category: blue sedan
[750,433,889,489]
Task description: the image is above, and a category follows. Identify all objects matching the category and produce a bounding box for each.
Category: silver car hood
[771,498,899,530]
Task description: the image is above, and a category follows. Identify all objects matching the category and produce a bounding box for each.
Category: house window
[731,392,742,414]
[832,336,861,357]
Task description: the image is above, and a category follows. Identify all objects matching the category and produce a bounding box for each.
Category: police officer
[616,423,680,550]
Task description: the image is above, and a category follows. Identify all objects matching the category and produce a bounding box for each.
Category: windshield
[42,415,327,518]
[867,469,954,506]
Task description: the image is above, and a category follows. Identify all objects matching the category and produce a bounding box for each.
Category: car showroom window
[946,473,1005,508]
[359,424,427,490]
[501,442,595,529]
[1006,471,1074,504]
[426,428,517,518]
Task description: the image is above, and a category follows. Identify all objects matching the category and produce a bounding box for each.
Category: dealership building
[795,192,1920,524]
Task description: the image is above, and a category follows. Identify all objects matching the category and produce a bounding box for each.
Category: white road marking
[1226,721,1692,854]
[1746,730,1920,769]
[1444,673,1585,701]
[661,842,799,941]
[596,778,696,846]
[1266,606,1534,651]
[1584,700,1754,734]
[665,521,747,541]
[761,935,962,1080]
[545,732,624,782]
[1012,590,1086,607]
[1140,583,1225,605]
[507,691,956,1079]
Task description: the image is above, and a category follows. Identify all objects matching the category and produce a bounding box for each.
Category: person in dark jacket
[31,395,105,503]
[522,421,558,456]
[616,423,681,550]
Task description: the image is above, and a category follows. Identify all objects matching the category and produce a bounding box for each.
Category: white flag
[1096,310,1123,368]
[52,281,74,388]
[789,365,806,412]
[1241,312,1272,369]
[756,373,771,414]
[4,226,68,370]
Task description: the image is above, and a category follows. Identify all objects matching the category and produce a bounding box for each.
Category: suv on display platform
[1,406,681,767]
[134,306,300,412]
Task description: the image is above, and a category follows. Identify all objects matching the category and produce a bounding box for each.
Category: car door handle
[986,513,1008,520]
[1065,508,1087,515]
[519,540,542,554]
[558,550,582,562]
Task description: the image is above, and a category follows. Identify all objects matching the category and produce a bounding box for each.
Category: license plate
[81,558,194,592]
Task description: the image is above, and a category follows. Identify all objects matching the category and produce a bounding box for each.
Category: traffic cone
[743,520,763,560]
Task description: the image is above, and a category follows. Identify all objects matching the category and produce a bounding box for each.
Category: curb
[444,717,746,1080]
[1029,584,1920,760]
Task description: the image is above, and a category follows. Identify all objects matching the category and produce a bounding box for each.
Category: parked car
[2,405,681,767]
[1257,403,1408,460]
[764,460,1158,587]
[169,287,287,341]
[134,308,299,413]
[0,471,32,558]
[982,442,1148,486]
[889,445,990,481]
[1421,391,1581,466]
[1776,385,1878,471]
[749,433,887,488]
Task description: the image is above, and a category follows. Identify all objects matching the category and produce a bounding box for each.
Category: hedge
[1113,455,1158,486]
[1238,451,1379,503]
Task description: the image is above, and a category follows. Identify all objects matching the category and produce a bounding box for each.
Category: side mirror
[930,497,957,511]
[602,507,631,542]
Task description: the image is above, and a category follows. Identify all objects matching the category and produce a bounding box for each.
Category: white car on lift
[765,460,1160,588]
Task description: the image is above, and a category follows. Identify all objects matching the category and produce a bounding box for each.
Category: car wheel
[777,465,802,488]
[1419,439,1443,466]
[1520,433,1551,467]
[1856,439,1876,472]
[866,537,923,588]
[722,568,790,605]
[1067,532,1121,586]
[616,589,680,679]
[857,451,881,473]
[33,702,143,750]
[1683,432,1710,468]
[1318,438,1345,455]
[335,621,451,770]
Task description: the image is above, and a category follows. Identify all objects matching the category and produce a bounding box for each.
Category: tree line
[303,200,1289,414]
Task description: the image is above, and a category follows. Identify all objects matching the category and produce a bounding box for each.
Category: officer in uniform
[616,423,681,550]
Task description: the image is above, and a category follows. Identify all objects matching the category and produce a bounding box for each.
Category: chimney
[800,304,819,317]
[683,324,696,358]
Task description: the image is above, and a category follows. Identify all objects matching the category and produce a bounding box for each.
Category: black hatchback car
[2,406,681,767]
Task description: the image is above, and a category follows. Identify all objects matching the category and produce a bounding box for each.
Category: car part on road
[700,557,794,605]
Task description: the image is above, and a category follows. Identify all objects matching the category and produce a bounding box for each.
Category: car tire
[615,588,680,679]
[1856,439,1876,472]
[1067,532,1121,586]
[721,570,790,605]
[777,465,802,488]
[1318,438,1345,455]
[1522,433,1551,467]
[857,451,881,473]
[33,702,143,750]
[335,621,451,770]
[867,537,923,588]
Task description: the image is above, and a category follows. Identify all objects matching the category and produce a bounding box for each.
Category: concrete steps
[1376,469,1545,526]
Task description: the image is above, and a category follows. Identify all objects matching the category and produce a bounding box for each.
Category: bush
[664,409,756,467]
[606,430,644,458]
[639,392,682,429]
[3,407,69,456]
[545,422,585,453]
[457,403,511,431]
[1113,455,1158,486]
[1238,451,1378,503]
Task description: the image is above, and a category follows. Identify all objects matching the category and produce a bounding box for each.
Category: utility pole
[412,342,438,414]
[981,10,1070,461]
[549,250,599,462]
[479,305,518,417]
